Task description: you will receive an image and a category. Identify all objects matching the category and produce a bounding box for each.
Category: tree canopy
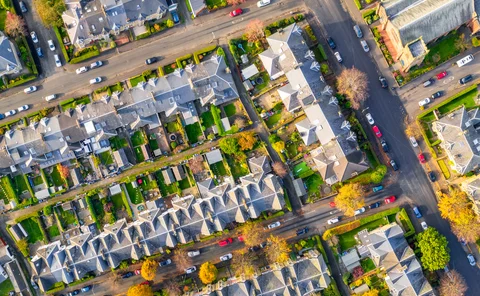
[199,262,218,284]
[272,162,288,178]
[4,12,27,38]
[141,259,157,281]
[33,0,66,27]
[336,67,369,110]
[265,235,291,264]
[127,284,153,296]
[219,137,240,155]
[244,19,264,43]
[417,227,450,271]
[240,221,265,247]
[231,250,256,277]
[438,190,476,226]
[238,132,257,151]
[439,270,468,296]
[334,183,365,217]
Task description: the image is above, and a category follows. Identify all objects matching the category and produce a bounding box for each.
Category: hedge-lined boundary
[53,26,71,62]
[193,44,217,64]
[70,46,100,64]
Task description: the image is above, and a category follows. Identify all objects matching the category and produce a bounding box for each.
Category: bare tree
[234,116,247,128]
[172,249,192,271]
[245,19,265,43]
[439,270,468,296]
[272,162,288,178]
[265,235,291,264]
[231,250,257,278]
[450,221,480,243]
[404,118,421,139]
[163,279,182,296]
[239,221,265,247]
[336,67,369,110]
[227,0,245,5]
[4,12,27,38]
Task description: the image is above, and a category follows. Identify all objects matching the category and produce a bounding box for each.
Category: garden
[155,170,182,196]
[185,122,203,144]
[225,154,250,181]
[210,161,228,177]
[13,174,30,197]
[134,146,145,163]
[0,279,13,296]
[0,175,18,203]
[19,217,44,244]
[109,136,129,151]
[148,134,159,151]
[46,225,60,238]
[99,150,114,165]
[224,103,237,117]
[200,110,215,128]
[59,96,91,112]
[131,130,147,147]
[45,165,67,187]
[125,182,144,205]
[56,207,78,228]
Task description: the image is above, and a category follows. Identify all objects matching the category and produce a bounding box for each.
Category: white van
[409,136,418,147]
[456,54,474,67]
[45,94,57,101]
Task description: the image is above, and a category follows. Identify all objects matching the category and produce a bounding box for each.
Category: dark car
[326,37,336,49]
[0,114,5,120]
[296,227,309,236]
[369,202,381,209]
[381,139,389,152]
[431,91,443,99]
[413,206,422,218]
[460,74,473,85]
[36,47,44,58]
[159,259,172,266]
[122,272,133,279]
[379,76,388,88]
[423,78,434,87]
[145,57,158,65]
[428,171,436,182]
[249,245,261,252]
[68,290,80,296]
[171,10,180,24]
[19,1,27,13]
[390,159,398,171]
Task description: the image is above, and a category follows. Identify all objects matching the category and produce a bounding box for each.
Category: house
[69,167,84,187]
[432,106,480,175]
[113,148,130,170]
[9,224,27,242]
[258,23,368,185]
[462,176,480,215]
[171,165,186,180]
[31,156,286,292]
[358,223,433,296]
[340,249,361,272]
[162,168,175,185]
[376,0,475,71]
[0,31,22,77]
[4,260,29,294]
[187,0,207,18]
[205,149,223,164]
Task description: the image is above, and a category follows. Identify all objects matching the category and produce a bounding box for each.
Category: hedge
[211,105,225,135]
[314,235,328,263]
[1,175,20,204]
[85,195,100,229]
[176,53,193,68]
[193,44,217,64]
[398,208,415,237]
[15,210,39,223]
[20,36,38,75]
[358,207,400,224]
[264,210,285,220]
[121,185,133,218]
[158,66,165,77]
[70,46,100,64]
[59,97,75,107]
[353,0,362,10]
[284,190,292,211]
[46,282,66,295]
[53,26,71,62]
[6,74,36,88]
[68,274,95,287]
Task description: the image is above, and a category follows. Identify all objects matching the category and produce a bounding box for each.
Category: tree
[57,164,70,180]
[454,34,470,52]
[17,238,29,256]
[199,262,218,284]
[245,19,265,43]
[404,120,421,139]
[362,289,379,296]
[290,131,301,143]
[450,221,480,243]
[163,280,181,296]
[227,0,245,5]
[166,19,174,28]
[265,235,291,264]
[272,141,285,152]
[141,259,158,281]
[231,250,256,277]
[439,270,468,296]
[238,132,257,151]
[334,183,365,217]
[240,221,265,247]
[269,134,280,143]
[219,137,240,155]
[234,117,247,128]
[172,249,192,271]
[417,227,450,271]
[33,0,66,27]
[336,67,369,110]
[438,190,476,225]
[272,161,288,178]
[127,284,153,296]
[4,12,27,38]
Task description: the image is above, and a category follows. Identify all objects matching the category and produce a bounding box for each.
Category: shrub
[176,53,193,68]
[472,37,480,47]
[70,45,100,64]
[304,25,317,43]
[194,45,217,64]
[353,0,362,10]
[170,142,177,149]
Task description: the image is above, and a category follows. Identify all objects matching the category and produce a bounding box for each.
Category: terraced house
[30,156,285,291]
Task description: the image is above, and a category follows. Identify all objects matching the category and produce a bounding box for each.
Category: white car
[45,94,57,102]
[365,113,374,125]
[47,40,55,51]
[185,266,196,274]
[187,250,200,257]
[418,98,431,107]
[421,221,428,230]
[257,0,270,7]
[409,136,418,148]
[327,217,340,225]
[360,40,369,52]
[220,253,233,261]
[4,110,16,117]
[17,105,29,112]
[89,77,102,84]
[76,66,89,74]
[334,51,343,63]
[266,221,281,229]
[354,207,366,216]
[54,54,62,67]
[23,86,37,94]
[90,61,103,69]
[467,254,476,266]
[30,31,38,43]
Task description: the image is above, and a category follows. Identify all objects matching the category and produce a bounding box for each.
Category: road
[307,0,480,294]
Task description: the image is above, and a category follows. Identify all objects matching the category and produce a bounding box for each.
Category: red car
[436,71,447,79]
[372,125,382,138]
[418,153,426,164]
[218,238,233,246]
[329,201,336,208]
[238,235,245,242]
[384,196,396,204]
[229,8,243,17]
[134,269,141,275]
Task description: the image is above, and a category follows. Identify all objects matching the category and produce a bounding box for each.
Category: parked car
[187,250,200,257]
[384,196,396,204]
[145,57,158,65]
[354,207,366,216]
[381,139,389,152]
[89,77,102,84]
[19,1,27,13]
[54,54,62,67]
[266,221,281,229]
[372,125,382,138]
[220,253,233,261]
[460,74,473,85]
[5,110,17,117]
[81,285,92,292]
[171,10,179,23]
[76,66,89,74]
[218,238,233,246]
[431,91,443,99]
[296,227,309,236]
[365,113,374,125]
[30,31,38,43]
[436,71,448,79]
[421,221,428,230]
[17,105,29,112]
[90,61,103,68]
[423,78,434,87]
[134,269,141,275]
[369,202,381,209]
[24,86,37,94]
[122,272,133,279]
[68,290,80,296]
[159,259,172,266]
[467,254,476,266]
[238,235,245,242]
[257,0,271,7]
[418,153,426,164]
[353,25,363,38]
[360,40,369,52]
[36,47,43,58]
[418,98,431,107]
[334,51,343,63]
[379,76,388,88]
[326,37,336,49]
[413,206,422,218]
[390,159,398,171]
[47,40,55,51]
[428,171,436,182]
[372,185,383,192]
[185,266,196,274]
[0,114,5,120]
[229,8,243,17]
[409,136,418,147]
[45,94,57,102]
[327,217,340,225]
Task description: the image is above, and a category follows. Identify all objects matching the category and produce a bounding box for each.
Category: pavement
[306,0,480,294]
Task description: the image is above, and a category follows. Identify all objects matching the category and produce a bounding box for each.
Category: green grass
[13,175,29,196]
[134,147,145,163]
[148,134,159,151]
[32,175,43,186]
[111,193,125,210]
[131,131,146,147]
[293,162,314,178]
[0,176,17,202]
[99,151,114,165]
[286,142,299,159]
[206,0,226,8]
[0,279,14,296]
[125,182,144,205]
[226,154,249,180]
[437,88,478,114]
[255,72,270,91]
[129,74,146,87]
[20,217,44,244]
[155,171,180,196]
[224,103,236,117]
[163,63,177,75]
[339,217,389,250]
[166,121,179,133]
[423,32,460,66]
[47,225,60,238]
[58,208,77,226]
[265,113,282,128]
[361,257,376,272]
[49,166,65,187]
[0,9,6,31]
[185,122,202,144]
[178,178,191,190]
[138,176,158,191]
[109,136,128,150]
[303,173,323,196]
[201,111,215,128]
[210,161,227,177]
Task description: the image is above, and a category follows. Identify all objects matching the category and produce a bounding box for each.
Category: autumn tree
[450,221,480,243]
[336,67,369,110]
[163,280,181,296]
[438,190,476,226]
[34,0,66,27]
[219,137,240,155]
[227,0,245,5]
[17,238,29,256]
[362,290,379,296]
[172,249,192,271]
[238,132,257,151]
[272,141,285,153]
[245,19,265,43]
[404,119,421,139]
[166,19,174,28]
[417,227,450,271]
[199,262,218,284]
[127,284,153,296]
[240,221,265,247]
[4,12,27,38]
[140,259,157,281]
[231,250,256,277]
[439,270,468,296]
[334,183,365,217]
[272,161,288,178]
[57,164,70,180]
[265,235,291,264]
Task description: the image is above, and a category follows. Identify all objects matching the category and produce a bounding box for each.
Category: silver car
[220,253,233,261]
[185,266,196,274]
[418,98,431,107]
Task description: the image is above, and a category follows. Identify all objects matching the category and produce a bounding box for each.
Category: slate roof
[0,31,21,77]
[462,176,480,214]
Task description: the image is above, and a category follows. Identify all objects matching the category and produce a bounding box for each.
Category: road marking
[443,76,454,84]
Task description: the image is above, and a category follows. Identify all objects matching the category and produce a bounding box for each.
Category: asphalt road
[307,0,480,293]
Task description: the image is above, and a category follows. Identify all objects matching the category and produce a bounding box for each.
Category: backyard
[99,150,114,165]
[155,171,181,196]
[57,207,78,228]
[20,217,44,244]
[339,216,392,250]
[148,134,159,151]
[134,147,145,163]
[0,176,16,202]
[293,162,314,179]
[210,161,227,177]
[185,122,203,144]
[226,154,250,180]
[111,193,126,211]
[131,130,146,147]
[47,225,60,238]
[13,175,30,196]
[166,121,180,133]
[109,136,128,151]
[125,182,144,205]
[303,173,323,197]
[47,166,66,187]
[224,103,237,117]
[0,279,13,296]
[201,111,215,128]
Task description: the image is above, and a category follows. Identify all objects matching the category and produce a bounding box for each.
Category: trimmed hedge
[398,208,415,237]
[120,185,133,218]
[68,274,95,287]
[46,282,66,295]
[193,44,217,64]
[6,74,36,88]
[85,195,100,229]
[314,235,328,263]
[358,207,400,224]
[158,66,165,77]
[53,26,71,62]
[353,0,362,10]
[176,53,193,68]
[211,104,225,135]
[70,46,100,64]
[284,190,292,211]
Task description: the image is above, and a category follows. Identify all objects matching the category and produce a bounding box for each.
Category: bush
[7,74,36,88]
[194,45,217,64]
[216,47,225,58]
[70,45,100,64]
[170,142,177,149]
[353,0,362,10]
[472,37,480,47]
[176,53,193,68]
[304,25,317,43]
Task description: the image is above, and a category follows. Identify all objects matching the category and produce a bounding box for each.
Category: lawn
[20,217,44,244]
[226,154,249,180]
[57,208,77,227]
[0,176,16,202]
[254,72,270,92]
[265,113,282,128]
[178,178,191,190]
[148,134,159,151]
[303,173,323,196]
[125,182,144,205]
[155,171,180,196]
[47,225,60,238]
[360,257,376,272]
[129,74,146,87]
[32,175,44,186]
[138,176,158,191]
[49,166,66,187]
[423,32,461,66]
[185,122,202,144]
[339,217,389,250]
[0,9,6,31]
[131,131,146,147]
[201,111,215,128]
[293,162,314,179]
[0,279,13,296]
[210,161,227,177]
[224,103,236,117]
[99,150,114,165]
[13,175,29,196]
[109,136,128,150]
[111,193,125,210]
[437,88,478,115]
[134,147,145,163]
[166,121,179,133]
[286,142,299,159]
